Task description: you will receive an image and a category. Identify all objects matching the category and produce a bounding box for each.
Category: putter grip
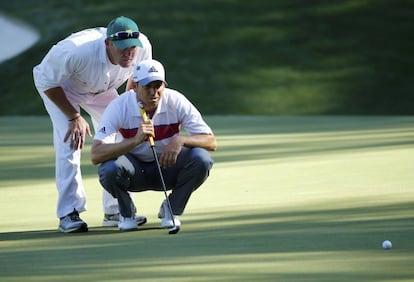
[139,107,155,146]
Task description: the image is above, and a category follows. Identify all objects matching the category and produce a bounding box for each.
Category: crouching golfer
[91,59,217,231]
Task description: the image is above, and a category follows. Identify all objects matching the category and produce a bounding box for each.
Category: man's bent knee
[99,155,136,193]
[192,148,214,171]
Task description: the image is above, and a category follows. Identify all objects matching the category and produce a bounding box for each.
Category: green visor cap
[106,16,143,49]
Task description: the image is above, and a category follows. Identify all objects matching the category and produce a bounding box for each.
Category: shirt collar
[132,89,168,118]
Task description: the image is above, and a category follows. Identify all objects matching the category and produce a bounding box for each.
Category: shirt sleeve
[173,91,213,135]
[93,100,120,144]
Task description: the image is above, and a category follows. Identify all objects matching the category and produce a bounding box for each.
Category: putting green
[0,116,413,281]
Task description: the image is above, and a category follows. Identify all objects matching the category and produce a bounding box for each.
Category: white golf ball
[382,240,392,250]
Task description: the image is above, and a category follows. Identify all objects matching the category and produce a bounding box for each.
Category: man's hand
[159,136,183,167]
[137,119,155,144]
[64,116,92,150]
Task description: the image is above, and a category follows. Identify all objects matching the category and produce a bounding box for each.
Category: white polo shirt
[33,27,152,94]
[94,89,213,162]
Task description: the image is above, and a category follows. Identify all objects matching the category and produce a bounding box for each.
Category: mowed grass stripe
[0,116,413,282]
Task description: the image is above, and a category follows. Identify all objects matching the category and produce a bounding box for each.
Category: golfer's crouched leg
[170,147,214,215]
[187,148,214,188]
[98,155,139,230]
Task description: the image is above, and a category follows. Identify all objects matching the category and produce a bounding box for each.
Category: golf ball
[382,240,392,250]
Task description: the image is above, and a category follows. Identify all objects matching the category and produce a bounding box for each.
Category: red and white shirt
[94,89,213,162]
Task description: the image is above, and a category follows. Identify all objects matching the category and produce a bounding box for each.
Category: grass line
[0,116,413,281]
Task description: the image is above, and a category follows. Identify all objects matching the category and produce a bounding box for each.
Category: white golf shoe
[158,200,181,228]
[118,216,138,232]
[103,213,147,227]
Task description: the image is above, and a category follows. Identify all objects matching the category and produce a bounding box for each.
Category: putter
[140,108,180,235]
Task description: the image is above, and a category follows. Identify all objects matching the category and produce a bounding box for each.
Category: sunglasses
[108,31,139,41]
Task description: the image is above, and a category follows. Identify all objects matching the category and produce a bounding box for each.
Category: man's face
[105,40,137,67]
[136,80,165,111]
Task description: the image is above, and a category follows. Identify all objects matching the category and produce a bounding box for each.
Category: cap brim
[139,76,166,86]
[112,38,143,50]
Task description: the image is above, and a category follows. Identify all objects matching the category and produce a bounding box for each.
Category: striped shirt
[94,89,213,162]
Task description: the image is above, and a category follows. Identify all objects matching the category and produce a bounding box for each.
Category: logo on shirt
[98,126,106,134]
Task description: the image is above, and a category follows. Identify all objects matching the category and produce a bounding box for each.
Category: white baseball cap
[133,59,166,86]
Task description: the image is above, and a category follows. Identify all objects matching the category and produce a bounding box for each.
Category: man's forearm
[91,139,142,165]
[44,87,79,120]
[180,134,217,151]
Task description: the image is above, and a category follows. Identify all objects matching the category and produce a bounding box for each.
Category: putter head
[168,225,180,235]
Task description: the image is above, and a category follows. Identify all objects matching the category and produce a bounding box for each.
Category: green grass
[1,0,414,115]
[1,116,413,281]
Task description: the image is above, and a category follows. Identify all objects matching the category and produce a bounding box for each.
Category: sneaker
[58,210,88,233]
[118,216,138,232]
[158,200,181,228]
[103,213,147,227]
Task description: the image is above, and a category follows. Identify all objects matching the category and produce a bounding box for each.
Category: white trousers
[36,87,129,218]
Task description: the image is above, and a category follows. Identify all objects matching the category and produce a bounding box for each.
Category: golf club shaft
[140,108,177,228]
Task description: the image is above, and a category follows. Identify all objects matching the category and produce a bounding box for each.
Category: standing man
[33,16,151,233]
[90,59,217,231]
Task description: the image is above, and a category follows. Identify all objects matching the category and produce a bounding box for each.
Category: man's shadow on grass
[0,225,165,241]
